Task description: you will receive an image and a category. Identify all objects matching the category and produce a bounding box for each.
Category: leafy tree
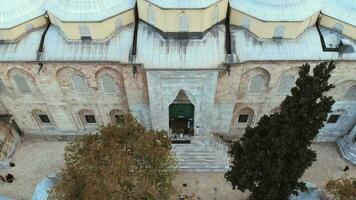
[225,62,336,200]
[326,177,356,200]
[49,114,176,200]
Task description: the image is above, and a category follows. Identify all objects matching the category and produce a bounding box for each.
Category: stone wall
[0,62,150,135]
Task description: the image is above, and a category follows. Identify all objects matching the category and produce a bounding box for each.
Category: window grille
[276,75,295,94]
[13,74,31,94]
[248,75,265,94]
[71,75,89,94]
[100,74,118,94]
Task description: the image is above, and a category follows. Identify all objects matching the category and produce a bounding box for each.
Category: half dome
[321,0,356,26]
[45,0,136,22]
[229,0,320,21]
[0,0,46,29]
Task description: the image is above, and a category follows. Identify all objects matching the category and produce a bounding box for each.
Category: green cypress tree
[225,62,336,200]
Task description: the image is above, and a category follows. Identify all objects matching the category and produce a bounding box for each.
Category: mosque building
[0,0,355,170]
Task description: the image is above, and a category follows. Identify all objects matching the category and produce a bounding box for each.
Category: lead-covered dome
[146,0,220,9]
[321,0,356,26]
[45,0,136,22]
[229,0,320,21]
[0,0,46,29]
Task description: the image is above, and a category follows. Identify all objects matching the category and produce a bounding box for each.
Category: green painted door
[169,104,194,136]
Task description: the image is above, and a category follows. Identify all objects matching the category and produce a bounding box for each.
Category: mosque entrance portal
[169,90,194,143]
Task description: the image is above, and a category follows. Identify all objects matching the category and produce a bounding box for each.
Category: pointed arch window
[211,6,219,25]
[273,25,285,39]
[79,25,91,40]
[13,74,31,94]
[147,5,155,25]
[100,74,118,94]
[276,75,295,95]
[344,85,356,101]
[178,14,189,32]
[247,75,266,95]
[71,75,89,94]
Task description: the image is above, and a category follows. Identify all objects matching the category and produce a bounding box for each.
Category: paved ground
[0,138,354,200]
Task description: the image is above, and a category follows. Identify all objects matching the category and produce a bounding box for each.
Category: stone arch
[109,109,125,124]
[240,68,270,95]
[56,66,90,94]
[232,106,255,127]
[7,68,38,95]
[177,13,189,32]
[31,109,54,126]
[78,109,98,127]
[95,67,127,98]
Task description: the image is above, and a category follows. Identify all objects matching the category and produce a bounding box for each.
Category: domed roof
[229,0,321,21]
[146,0,220,9]
[321,0,356,26]
[45,0,136,22]
[0,0,46,29]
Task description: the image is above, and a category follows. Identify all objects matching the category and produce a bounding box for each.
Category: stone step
[337,136,356,165]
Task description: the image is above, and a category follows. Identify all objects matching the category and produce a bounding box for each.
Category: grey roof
[135,22,226,69]
[45,0,135,22]
[229,0,320,21]
[0,0,46,29]
[231,25,356,62]
[0,29,44,61]
[321,0,356,26]
[147,0,220,9]
[40,25,134,62]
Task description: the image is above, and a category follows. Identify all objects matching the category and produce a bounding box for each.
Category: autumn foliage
[49,114,176,200]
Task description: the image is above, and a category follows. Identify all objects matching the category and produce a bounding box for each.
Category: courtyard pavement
[0,137,355,200]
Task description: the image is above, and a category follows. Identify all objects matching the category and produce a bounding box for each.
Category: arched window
[211,6,219,25]
[178,14,189,32]
[79,109,97,125]
[32,109,53,125]
[147,5,155,25]
[79,25,91,40]
[115,18,123,30]
[273,25,285,39]
[333,23,344,33]
[241,17,251,30]
[0,79,7,94]
[247,75,266,95]
[110,109,124,124]
[344,85,356,101]
[276,75,295,94]
[100,74,118,94]
[71,75,89,94]
[235,107,254,126]
[13,74,31,94]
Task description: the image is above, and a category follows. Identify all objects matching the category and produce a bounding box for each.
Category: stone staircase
[171,137,230,172]
[336,135,356,165]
